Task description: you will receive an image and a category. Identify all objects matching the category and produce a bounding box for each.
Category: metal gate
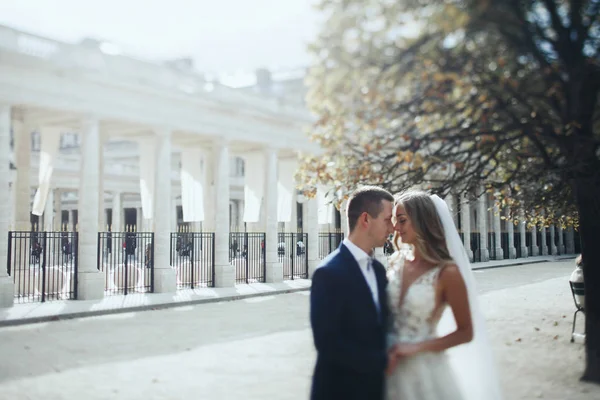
[229,232,265,284]
[278,232,308,280]
[7,231,78,303]
[98,231,154,295]
[170,232,215,289]
[318,232,344,259]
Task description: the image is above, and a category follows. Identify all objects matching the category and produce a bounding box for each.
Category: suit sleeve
[310,267,388,374]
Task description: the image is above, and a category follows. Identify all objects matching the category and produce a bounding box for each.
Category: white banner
[32,127,62,216]
[138,139,155,220]
[317,185,335,225]
[277,159,297,222]
[180,149,205,222]
[243,152,265,223]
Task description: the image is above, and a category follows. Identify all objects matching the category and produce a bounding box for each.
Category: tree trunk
[574,174,600,384]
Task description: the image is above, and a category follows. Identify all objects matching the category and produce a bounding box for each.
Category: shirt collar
[343,238,372,267]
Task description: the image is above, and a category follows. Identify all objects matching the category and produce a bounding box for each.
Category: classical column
[291,197,299,232]
[566,227,575,254]
[0,104,15,307]
[99,197,107,231]
[145,217,153,232]
[13,116,31,231]
[152,129,176,293]
[213,141,234,287]
[460,194,473,262]
[9,179,15,228]
[530,218,539,256]
[540,214,548,256]
[53,189,62,231]
[264,148,283,283]
[41,188,54,263]
[98,134,106,231]
[340,200,349,237]
[68,209,74,232]
[136,207,142,231]
[492,203,504,260]
[549,225,558,255]
[506,209,516,259]
[44,188,54,231]
[285,193,299,233]
[518,209,528,258]
[305,198,320,277]
[203,151,215,232]
[76,116,104,300]
[557,226,565,255]
[170,197,177,232]
[229,200,243,231]
[477,190,489,262]
[112,192,122,232]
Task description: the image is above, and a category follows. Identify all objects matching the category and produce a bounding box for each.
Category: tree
[298,0,600,382]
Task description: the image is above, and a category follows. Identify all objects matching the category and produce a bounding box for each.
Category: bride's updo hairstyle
[392,190,454,266]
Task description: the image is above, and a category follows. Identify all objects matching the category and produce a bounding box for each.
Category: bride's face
[392,204,416,245]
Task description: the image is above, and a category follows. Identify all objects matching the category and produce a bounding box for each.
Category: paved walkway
[0,259,595,400]
[0,255,575,327]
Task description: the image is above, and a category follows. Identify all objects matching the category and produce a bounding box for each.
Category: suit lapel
[339,244,380,319]
[372,260,388,321]
[372,261,386,297]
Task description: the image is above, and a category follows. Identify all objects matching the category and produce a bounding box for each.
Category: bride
[385,190,502,400]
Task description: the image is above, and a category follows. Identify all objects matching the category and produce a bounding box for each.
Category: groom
[310,186,395,400]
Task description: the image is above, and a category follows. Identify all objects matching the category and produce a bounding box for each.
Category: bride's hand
[395,343,422,359]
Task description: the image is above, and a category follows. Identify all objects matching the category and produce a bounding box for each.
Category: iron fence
[318,232,344,259]
[170,232,215,289]
[278,232,308,280]
[97,231,154,295]
[229,232,265,284]
[7,231,77,303]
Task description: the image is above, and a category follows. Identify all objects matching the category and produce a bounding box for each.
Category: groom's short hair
[346,186,393,232]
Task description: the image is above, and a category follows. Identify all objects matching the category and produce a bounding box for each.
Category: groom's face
[368,200,394,248]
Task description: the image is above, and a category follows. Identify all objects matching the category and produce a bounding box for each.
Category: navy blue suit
[310,243,390,400]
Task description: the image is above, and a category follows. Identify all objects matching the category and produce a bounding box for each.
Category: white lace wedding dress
[385,256,464,400]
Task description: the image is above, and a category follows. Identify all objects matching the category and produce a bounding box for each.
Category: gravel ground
[0,260,597,399]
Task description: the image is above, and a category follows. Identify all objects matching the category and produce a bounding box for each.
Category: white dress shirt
[343,238,380,311]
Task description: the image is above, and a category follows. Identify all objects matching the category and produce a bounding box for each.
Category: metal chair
[569,281,585,343]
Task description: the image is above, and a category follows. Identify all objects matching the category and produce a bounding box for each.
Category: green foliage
[298,0,600,226]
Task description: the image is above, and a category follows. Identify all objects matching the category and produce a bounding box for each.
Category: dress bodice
[387,254,446,344]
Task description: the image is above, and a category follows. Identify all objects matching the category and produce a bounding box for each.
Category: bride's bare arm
[396,264,473,357]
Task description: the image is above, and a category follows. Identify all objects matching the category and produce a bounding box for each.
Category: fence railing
[229,232,265,284]
[97,231,154,295]
[278,232,308,280]
[7,231,78,303]
[318,232,344,259]
[170,232,215,289]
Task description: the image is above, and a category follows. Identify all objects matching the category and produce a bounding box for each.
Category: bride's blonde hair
[392,190,454,266]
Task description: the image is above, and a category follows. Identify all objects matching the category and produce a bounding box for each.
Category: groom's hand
[394,343,422,359]
[385,345,399,375]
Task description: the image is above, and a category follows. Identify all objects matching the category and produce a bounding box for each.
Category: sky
[0,0,321,77]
